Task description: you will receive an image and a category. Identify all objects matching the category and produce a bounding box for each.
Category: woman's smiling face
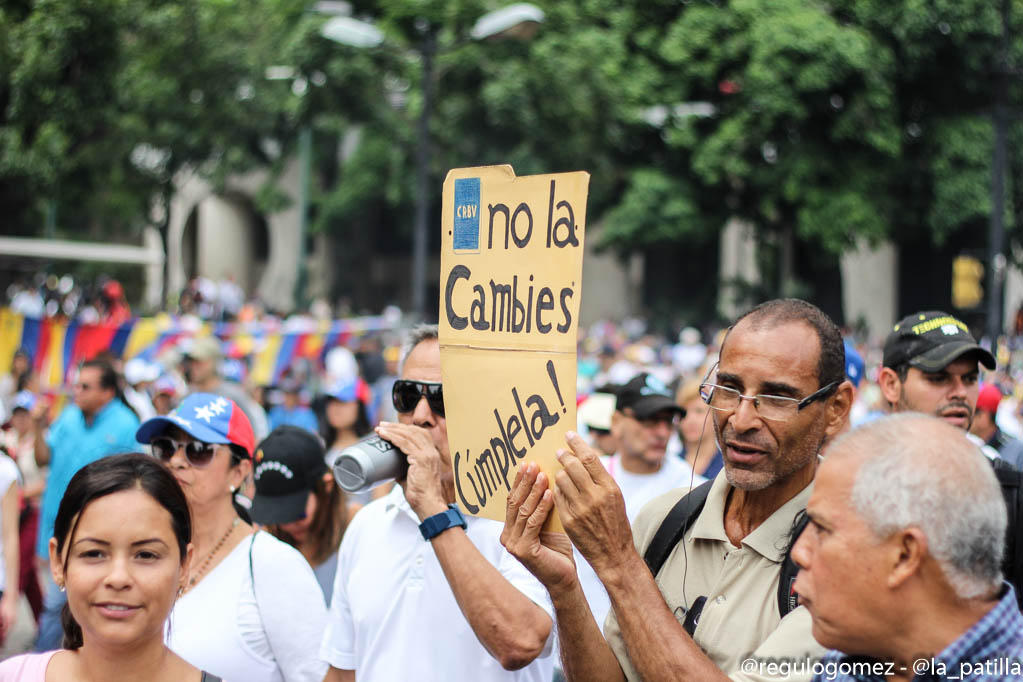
[52,488,191,649]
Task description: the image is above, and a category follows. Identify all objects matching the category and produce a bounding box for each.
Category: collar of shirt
[966,432,1000,461]
[690,470,814,563]
[821,583,1023,681]
[990,428,1011,451]
[78,397,123,427]
[933,583,1023,670]
[383,484,477,530]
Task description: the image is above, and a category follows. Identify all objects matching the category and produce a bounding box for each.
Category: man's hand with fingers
[375,421,448,519]
[501,461,577,594]
[553,431,636,575]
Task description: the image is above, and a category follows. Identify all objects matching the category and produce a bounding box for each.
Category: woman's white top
[0,454,19,593]
[167,531,328,682]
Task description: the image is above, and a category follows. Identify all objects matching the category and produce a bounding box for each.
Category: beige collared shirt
[604,472,825,682]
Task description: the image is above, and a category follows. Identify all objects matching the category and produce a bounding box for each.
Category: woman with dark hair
[320,378,379,504]
[320,378,372,462]
[135,393,327,682]
[0,453,218,681]
[249,426,354,602]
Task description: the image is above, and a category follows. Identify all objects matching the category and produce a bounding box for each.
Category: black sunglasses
[392,380,444,416]
[151,437,219,468]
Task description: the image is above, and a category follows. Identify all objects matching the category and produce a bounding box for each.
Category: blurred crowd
[6,276,132,325]
[5,273,339,324]
[2,306,1023,680]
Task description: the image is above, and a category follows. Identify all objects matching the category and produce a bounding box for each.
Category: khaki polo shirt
[604,472,826,682]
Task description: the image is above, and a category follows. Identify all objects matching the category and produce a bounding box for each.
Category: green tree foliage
[2,0,1020,305]
[0,0,299,238]
[301,0,1019,282]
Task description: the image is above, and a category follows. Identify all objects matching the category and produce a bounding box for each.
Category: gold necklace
[183,517,240,594]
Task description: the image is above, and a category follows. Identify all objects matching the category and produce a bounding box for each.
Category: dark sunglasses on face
[150,437,218,468]
[392,379,444,416]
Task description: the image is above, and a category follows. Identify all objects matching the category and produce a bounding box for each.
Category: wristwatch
[419,504,467,541]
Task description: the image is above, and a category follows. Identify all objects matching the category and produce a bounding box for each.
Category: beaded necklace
[183,517,241,594]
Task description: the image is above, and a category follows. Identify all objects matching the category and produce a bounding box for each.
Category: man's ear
[824,381,855,438]
[877,367,903,408]
[887,527,927,590]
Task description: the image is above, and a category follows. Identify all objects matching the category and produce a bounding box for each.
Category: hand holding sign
[500,461,577,594]
[440,165,589,529]
[552,432,635,574]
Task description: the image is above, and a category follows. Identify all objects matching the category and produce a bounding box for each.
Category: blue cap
[136,392,255,457]
[324,377,368,404]
[12,391,36,412]
[844,340,864,388]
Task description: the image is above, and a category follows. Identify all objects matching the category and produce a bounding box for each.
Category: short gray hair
[831,413,1005,599]
[399,324,439,374]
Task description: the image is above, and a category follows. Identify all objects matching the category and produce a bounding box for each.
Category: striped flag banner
[0,309,398,390]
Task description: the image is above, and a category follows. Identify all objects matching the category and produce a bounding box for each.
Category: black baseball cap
[883,311,995,373]
[615,373,684,420]
[249,426,327,525]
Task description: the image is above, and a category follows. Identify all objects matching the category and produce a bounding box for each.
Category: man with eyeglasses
[320,324,555,682]
[32,358,141,651]
[502,299,853,682]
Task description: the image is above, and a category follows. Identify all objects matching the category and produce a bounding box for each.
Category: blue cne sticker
[453,177,481,251]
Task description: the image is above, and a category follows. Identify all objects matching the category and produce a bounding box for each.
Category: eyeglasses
[392,380,444,416]
[150,437,219,468]
[699,381,839,422]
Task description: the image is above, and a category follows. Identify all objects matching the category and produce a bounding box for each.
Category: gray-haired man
[792,414,1023,681]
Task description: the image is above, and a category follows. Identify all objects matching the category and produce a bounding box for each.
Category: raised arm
[552,433,730,682]
[501,462,624,682]
[31,401,50,467]
[0,482,19,640]
[322,667,354,682]
[378,422,552,670]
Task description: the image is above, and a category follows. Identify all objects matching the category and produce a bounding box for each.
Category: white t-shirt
[605,452,704,524]
[2,430,42,492]
[320,486,555,682]
[0,454,19,593]
[168,531,328,682]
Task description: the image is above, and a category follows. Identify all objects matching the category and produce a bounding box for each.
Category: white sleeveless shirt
[167,532,328,682]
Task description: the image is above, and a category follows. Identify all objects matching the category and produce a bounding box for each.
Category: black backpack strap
[642,480,816,621]
[777,511,810,618]
[643,481,714,577]
[992,462,1023,610]
[200,672,223,682]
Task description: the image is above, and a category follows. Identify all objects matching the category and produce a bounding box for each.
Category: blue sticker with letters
[453,177,481,251]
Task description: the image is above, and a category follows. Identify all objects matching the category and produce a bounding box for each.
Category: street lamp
[319,4,544,320]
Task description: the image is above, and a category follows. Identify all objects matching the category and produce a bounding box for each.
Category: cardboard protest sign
[439,165,589,527]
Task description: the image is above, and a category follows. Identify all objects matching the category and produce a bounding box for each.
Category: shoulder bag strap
[642,480,714,577]
[777,512,810,618]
